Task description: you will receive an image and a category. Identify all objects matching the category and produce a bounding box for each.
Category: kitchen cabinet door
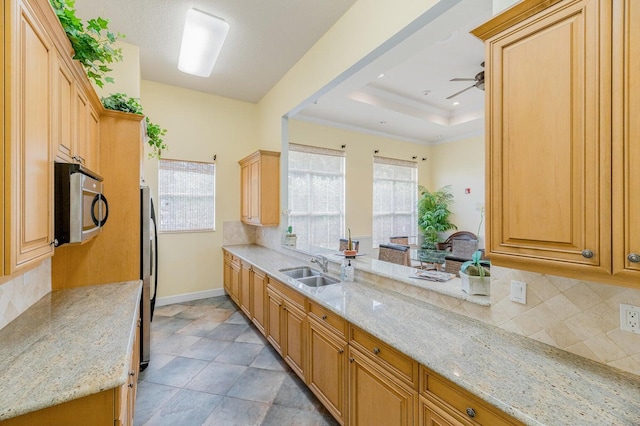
[266,286,283,355]
[348,346,417,426]
[283,300,306,380]
[5,0,55,274]
[308,318,347,424]
[474,0,612,282]
[251,268,267,335]
[420,396,472,426]
[240,262,252,317]
[612,0,640,281]
[238,150,280,226]
[53,53,74,163]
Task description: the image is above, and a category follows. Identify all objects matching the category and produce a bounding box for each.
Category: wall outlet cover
[510,280,527,304]
[620,303,640,334]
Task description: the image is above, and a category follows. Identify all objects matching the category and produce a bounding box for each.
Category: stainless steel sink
[296,275,340,287]
[279,267,340,287]
[279,267,322,279]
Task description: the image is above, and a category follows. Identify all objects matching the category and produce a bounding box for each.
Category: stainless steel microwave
[54,163,109,246]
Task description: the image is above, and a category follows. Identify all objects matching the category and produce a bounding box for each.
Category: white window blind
[288,143,345,250]
[372,156,418,247]
[158,159,215,232]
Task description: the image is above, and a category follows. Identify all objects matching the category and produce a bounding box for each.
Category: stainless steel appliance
[140,186,158,370]
[54,163,109,246]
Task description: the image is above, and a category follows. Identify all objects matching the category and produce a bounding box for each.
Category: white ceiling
[73,0,358,103]
[294,0,493,144]
[73,0,493,144]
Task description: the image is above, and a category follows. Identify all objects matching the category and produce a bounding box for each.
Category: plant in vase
[459,250,491,295]
[284,226,297,247]
[417,185,457,249]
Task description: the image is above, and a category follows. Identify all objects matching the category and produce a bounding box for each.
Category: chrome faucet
[311,255,329,273]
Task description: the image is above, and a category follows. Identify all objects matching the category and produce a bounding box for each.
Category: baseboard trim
[155,288,226,307]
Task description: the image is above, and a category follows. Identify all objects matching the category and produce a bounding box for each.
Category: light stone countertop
[224,244,640,426]
[0,281,142,421]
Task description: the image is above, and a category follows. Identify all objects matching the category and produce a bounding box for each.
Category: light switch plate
[510,280,527,304]
[620,303,640,334]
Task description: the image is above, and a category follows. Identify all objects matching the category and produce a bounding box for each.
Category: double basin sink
[279,266,340,287]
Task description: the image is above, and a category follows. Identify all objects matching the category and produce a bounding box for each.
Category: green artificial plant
[101,93,168,158]
[50,0,123,88]
[417,185,457,249]
[460,250,491,279]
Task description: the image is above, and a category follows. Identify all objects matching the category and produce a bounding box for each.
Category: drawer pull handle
[466,408,476,418]
[349,357,354,363]
[322,315,328,320]
[338,348,344,354]
[581,249,594,259]
[628,253,640,263]
[129,371,135,377]
[128,383,134,388]
[373,347,380,355]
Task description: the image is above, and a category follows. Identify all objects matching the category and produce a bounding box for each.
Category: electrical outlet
[620,304,640,334]
[510,280,527,304]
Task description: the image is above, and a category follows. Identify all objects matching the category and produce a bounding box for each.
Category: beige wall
[140,80,258,298]
[93,41,141,99]
[289,119,432,239]
[430,135,485,244]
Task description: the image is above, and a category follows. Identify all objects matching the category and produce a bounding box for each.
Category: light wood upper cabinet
[53,53,74,163]
[612,0,640,280]
[472,0,640,287]
[4,0,56,275]
[238,150,280,226]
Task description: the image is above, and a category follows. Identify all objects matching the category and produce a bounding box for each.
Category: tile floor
[135,295,339,426]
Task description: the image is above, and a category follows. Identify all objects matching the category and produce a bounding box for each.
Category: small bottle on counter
[340,258,348,280]
[345,260,354,282]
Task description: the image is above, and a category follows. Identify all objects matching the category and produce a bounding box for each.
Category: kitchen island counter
[224,244,640,426]
[0,281,141,421]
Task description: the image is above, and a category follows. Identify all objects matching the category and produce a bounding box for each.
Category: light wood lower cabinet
[223,251,241,305]
[251,268,267,334]
[308,317,347,424]
[267,277,306,380]
[224,255,523,426]
[240,261,252,317]
[348,345,417,426]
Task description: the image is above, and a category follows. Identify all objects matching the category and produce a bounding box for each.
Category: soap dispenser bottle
[340,258,348,280]
[345,260,354,282]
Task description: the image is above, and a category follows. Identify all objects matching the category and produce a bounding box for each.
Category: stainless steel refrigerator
[140,186,158,370]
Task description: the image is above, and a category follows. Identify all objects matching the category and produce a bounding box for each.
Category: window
[372,156,418,247]
[158,159,215,232]
[288,143,345,251]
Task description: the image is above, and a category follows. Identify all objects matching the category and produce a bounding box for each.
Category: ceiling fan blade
[446,84,476,99]
[449,78,475,81]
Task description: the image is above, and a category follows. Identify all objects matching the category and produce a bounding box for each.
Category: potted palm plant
[417,185,457,249]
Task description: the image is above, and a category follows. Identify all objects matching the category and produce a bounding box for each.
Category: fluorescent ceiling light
[178,9,229,77]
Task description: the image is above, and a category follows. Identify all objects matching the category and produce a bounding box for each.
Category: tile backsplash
[0,259,51,330]
[254,227,640,377]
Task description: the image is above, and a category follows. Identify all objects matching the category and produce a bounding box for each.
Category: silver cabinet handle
[322,315,327,320]
[628,253,640,263]
[338,348,344,354]
[466,408,476,418]
[581,249,594,259]
[373,347,380,355]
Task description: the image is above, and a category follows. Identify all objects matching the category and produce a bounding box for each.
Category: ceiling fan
[446,62,485,100]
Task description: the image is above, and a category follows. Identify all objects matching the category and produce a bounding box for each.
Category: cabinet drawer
[349,325,418,388]
[308,300,347,339]
[421,366,522,426]
[224,251,240,267]
[267,277,305,310]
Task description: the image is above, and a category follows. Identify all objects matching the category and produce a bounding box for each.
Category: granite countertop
[224,244,640,426]
[0,281,142,421]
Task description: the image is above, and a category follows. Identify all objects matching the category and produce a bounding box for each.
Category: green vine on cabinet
[102,93,168,158]
[50,0,123,88]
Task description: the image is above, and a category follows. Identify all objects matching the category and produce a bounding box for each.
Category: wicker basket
[444,258,464,276]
